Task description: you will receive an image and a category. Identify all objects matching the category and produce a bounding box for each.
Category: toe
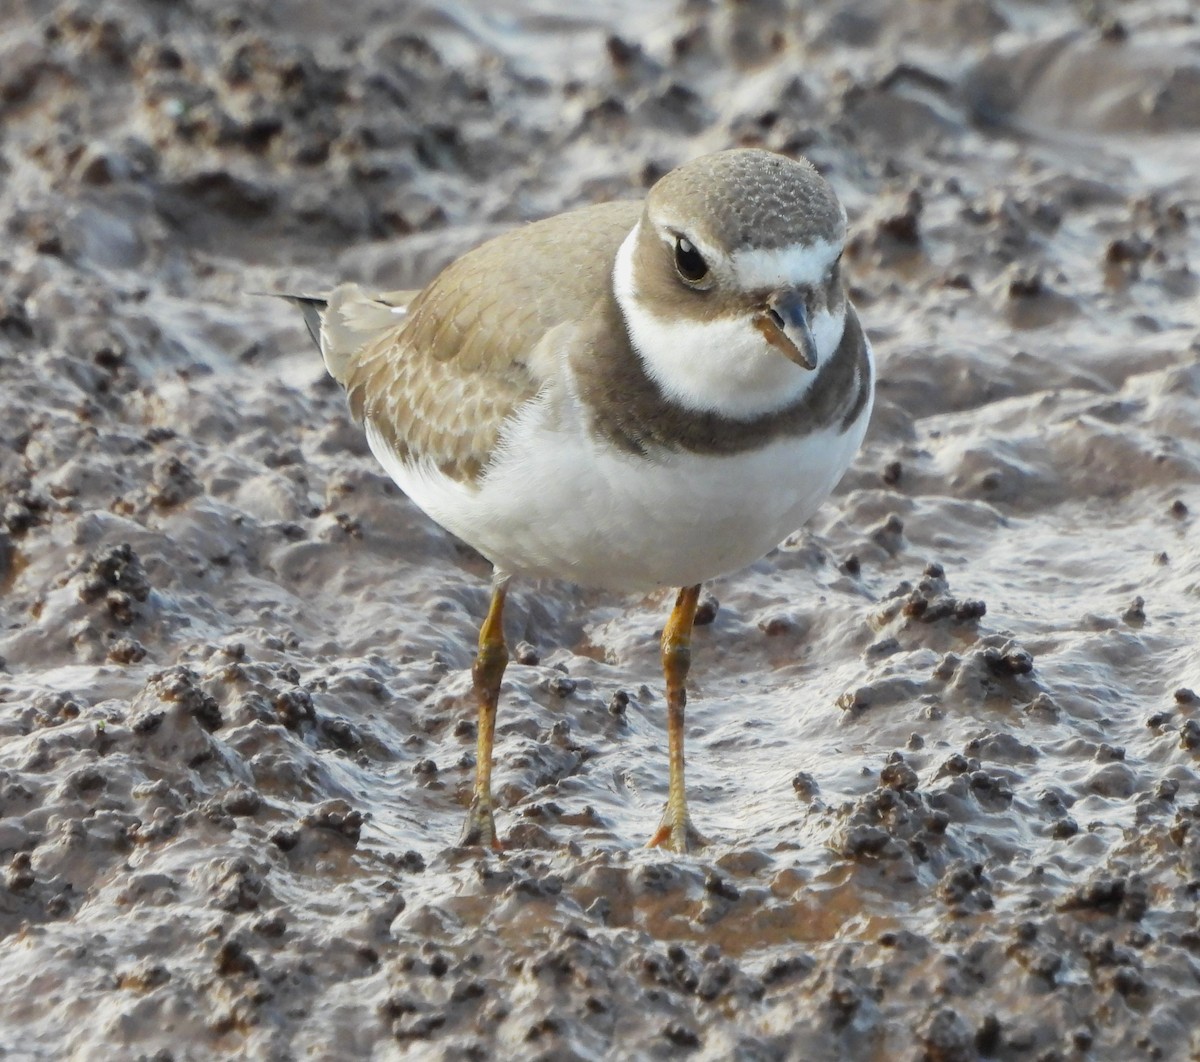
[459,802,501,850]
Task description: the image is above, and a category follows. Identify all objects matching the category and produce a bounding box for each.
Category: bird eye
[673,236,709,285]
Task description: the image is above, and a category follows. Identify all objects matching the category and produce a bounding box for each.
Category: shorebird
[282,148,873,852]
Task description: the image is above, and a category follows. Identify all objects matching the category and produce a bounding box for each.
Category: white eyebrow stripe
[732,238,842,290]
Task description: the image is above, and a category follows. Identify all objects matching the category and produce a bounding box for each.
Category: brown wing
[324,200,641,484]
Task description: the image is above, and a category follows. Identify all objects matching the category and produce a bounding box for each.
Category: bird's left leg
[648,583,709,853]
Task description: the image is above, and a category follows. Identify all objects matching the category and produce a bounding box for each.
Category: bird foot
[459,799,503,851]
[647,808,709,854]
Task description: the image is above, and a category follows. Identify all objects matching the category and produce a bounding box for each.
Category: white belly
[366,389,872,592]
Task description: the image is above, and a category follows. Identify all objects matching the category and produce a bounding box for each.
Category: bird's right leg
[459,574,510,849]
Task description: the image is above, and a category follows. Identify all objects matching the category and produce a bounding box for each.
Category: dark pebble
[1155,779,1179,801]
[1060,878,1125,913]
[545,674,576,697]
[301,801,364,843]
[880,755,919,792]
[514,641,540,665]
[1179,720,1200,752]
[662,1023,700,1049]
[274,688,315,729]
[1112,965,1148,998]
[842,825,891,857]
[1051,818,1079,839]
[759,614,795,636]
[107,637,147,664]
[920,1007,972,1061]
[762,955,812,985]
[704,872,739,901]
[982,644,1033,676]
[214,941,258,978]
[1122,596,1146,624]
[792,771,819,800]
[222,786,262,816]
[693,593,719,626]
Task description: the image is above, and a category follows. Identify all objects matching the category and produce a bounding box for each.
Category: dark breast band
[575,303,873,458]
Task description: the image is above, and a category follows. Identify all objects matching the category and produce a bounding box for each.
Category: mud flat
[1,0,1199,1058]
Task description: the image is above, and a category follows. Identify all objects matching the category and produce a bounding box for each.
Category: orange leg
[459,576,509,849]
[647,584,709,853]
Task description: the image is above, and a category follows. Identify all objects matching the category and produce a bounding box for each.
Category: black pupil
[674,237,708,283]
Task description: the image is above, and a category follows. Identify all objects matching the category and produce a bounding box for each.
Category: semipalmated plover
[282,148,874,853]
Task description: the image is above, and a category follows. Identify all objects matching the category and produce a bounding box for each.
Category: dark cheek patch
[823,271,844,314]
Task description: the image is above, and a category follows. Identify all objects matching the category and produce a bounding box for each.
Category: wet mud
[1,0,1199,1058]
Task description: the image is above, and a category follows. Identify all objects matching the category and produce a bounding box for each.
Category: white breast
[364,364,873,592]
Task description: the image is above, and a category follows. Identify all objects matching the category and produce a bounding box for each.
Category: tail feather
[256,286,416,387]
[253,291,328,351]
[283,294,328,351]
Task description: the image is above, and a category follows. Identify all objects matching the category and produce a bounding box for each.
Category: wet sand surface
[2,0,1200,1058]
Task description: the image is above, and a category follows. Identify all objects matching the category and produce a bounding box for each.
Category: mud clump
[76,542,151,625]
[903,566,987,625]
[147,667,223,734]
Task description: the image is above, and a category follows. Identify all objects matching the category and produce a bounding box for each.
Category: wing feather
[323,200,640,483]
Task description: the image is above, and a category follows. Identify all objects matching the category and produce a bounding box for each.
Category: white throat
[612,223,845,420]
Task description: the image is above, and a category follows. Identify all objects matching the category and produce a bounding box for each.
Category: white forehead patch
[731,237,843,291]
